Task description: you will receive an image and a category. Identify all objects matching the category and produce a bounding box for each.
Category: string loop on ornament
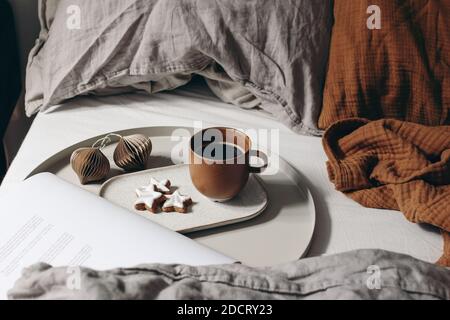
[92,133,122,150]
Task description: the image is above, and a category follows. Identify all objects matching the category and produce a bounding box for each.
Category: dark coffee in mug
[194,142,244,161]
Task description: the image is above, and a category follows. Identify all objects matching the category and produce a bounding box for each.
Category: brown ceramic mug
[189,127,268,201]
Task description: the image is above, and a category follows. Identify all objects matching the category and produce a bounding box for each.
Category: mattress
[1,81,443,264]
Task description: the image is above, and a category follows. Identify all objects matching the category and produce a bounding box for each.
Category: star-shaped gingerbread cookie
[134,188,165,213]
[162,190,193,213]
[150,177,171,194]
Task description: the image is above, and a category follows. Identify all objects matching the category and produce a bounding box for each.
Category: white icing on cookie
[150,177,170,193]
[163,191,191,209]
[134,190,163,209]
[135,184,156,197]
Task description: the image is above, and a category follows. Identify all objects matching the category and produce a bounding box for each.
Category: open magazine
[0,173,235,299]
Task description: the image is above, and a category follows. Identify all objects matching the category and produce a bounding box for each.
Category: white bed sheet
[1,82,443,264]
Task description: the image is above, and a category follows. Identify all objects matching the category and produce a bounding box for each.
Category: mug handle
[248,150,268,173]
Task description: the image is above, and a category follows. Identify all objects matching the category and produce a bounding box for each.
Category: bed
[2,0,448,277]
[1,79,443,264]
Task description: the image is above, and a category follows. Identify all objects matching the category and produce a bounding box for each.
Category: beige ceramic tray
[99,165,268,233]
[27,126,316,267]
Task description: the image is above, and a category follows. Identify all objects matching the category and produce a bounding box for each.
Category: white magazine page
[0,173,235,299]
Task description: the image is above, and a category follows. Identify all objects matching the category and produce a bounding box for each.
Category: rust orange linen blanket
[319,0,450,129]
[323,118,450,266]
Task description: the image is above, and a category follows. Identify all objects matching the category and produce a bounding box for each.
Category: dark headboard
[0,0,21,178]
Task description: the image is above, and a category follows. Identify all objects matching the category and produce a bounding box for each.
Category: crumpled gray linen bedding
[26,0,333,135]
[8,250,450,300]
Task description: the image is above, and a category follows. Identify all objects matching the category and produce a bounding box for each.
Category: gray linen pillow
[26,0,332,135]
